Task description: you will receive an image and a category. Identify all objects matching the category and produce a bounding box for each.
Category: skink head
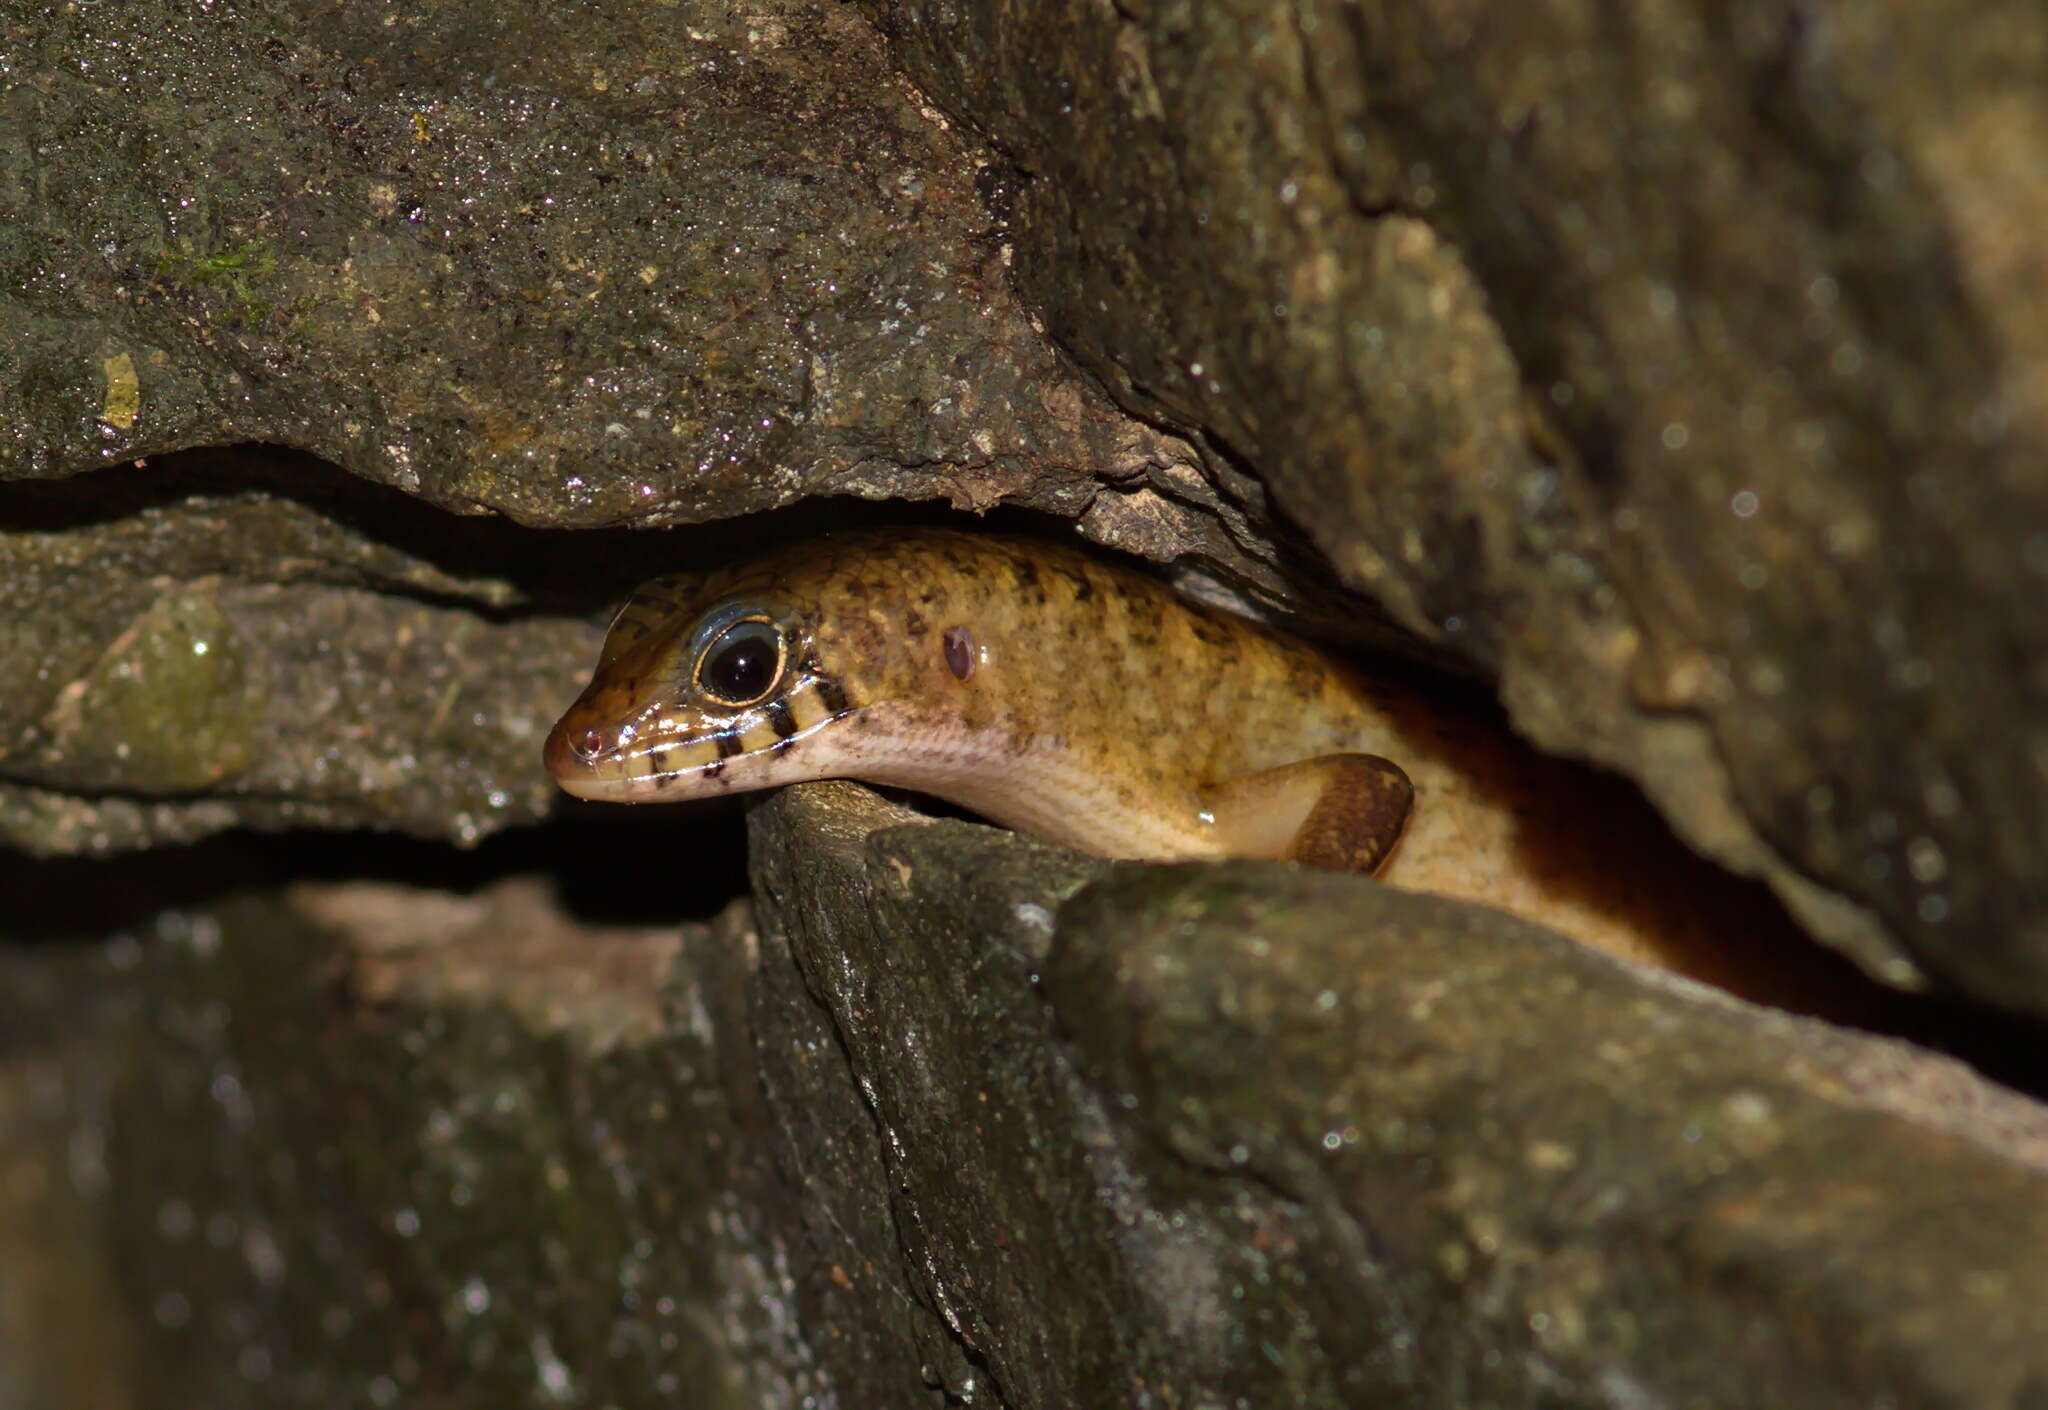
[544,572,861,802]
[547,530,1034,808]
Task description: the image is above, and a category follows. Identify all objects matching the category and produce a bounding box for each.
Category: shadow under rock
[0,799,752,947]
[0,442,1044,620]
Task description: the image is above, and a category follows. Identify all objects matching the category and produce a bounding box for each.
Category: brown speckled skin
[544,528,1407,863]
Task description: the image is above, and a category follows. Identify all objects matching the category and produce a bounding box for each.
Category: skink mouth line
[588,708,859,788]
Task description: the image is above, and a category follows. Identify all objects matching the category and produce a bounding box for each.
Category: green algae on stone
[149,237,280,329]
[28,588,256,794]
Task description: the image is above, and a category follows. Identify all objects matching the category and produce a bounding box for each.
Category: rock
[5,870,821,1408]
[0,0,1161,526]
[756,782,2048,1405]
[0,448,602,851]
[8,787,2048,1407]
[859,0,2048,1009]
[0,945,142,1410]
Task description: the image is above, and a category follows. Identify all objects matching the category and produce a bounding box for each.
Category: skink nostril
[574,727,605,762]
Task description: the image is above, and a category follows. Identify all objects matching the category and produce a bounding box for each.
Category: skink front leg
[1199,754,1414,875]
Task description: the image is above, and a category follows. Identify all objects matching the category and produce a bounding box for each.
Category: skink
[545,529,1413,874]
[545,527,1779,981]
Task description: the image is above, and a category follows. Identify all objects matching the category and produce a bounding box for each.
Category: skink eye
[697,618,785,706]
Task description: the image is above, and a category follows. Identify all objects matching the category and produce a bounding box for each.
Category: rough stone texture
[1,879,819,1410]
[0,447,606,852]
[0,0,1165,526]
[859,1,2048,1008]
[756,785,2048,1407]
[18,783,2048,1408]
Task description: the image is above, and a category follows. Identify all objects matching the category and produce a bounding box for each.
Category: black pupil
[703,623,779,702]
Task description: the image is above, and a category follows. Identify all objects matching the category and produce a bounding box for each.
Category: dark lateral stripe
[811,666,852,718]
[714,731,744,760]
[765,696,798,741]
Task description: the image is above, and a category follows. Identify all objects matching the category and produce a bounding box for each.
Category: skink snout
[542,709,623,780]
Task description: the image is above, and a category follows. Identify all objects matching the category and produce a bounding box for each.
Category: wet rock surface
[13,784,2048,1409]
[0,447,604,852]
[1,0,1163,525]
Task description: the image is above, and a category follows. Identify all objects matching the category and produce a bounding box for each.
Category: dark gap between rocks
[7,442,1384,641]
[1357,664,2048,1096]
[0,806,750,945]
[4,443,1019,620]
